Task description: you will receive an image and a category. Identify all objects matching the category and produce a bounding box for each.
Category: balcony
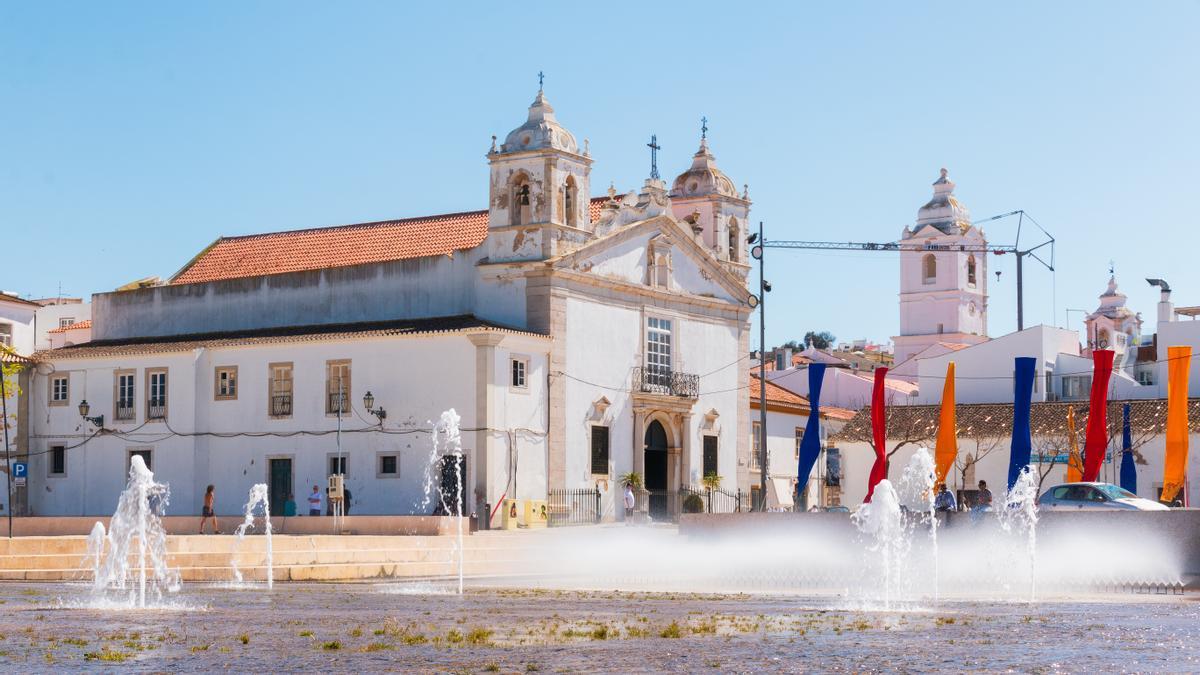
[115,402,135,422]
[327,392,348,415]
[270,394,293,417]
[633,366,699,398]
[147,401,166,420]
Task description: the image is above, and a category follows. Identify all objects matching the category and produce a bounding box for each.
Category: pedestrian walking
[199,484,221,534]
[623,483,636,524]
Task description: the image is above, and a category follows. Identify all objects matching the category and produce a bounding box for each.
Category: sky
[2,2,1198,348]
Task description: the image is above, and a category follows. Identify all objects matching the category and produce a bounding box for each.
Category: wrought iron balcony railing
[633,366,699,398]
[115,402,135,421]
[270,394,293,417]
[147,401,166,420]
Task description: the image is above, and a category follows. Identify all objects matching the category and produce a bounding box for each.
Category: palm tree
[620,472,643,490]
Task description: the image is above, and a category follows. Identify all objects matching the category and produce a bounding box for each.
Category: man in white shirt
[308,485,322,516]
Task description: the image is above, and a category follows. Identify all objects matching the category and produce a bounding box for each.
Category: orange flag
[1162,346,1192,504]
[1065,406,1083,483]
[934,362,957,486]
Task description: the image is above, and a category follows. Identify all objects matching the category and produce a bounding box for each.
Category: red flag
[865,367,889,502]
[1082,350,1115,482]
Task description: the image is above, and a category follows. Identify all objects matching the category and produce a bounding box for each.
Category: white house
[46,319,91,349]
[23,86,755,522]
[749,374,854,510]
[33,297,91,351]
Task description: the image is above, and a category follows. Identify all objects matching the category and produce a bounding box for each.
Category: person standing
[623,483,636,524]
[308,484,322,516]
[199,485,220,534]
[283,493,297,517]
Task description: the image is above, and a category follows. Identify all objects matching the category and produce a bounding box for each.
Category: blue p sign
[12,462,26,479]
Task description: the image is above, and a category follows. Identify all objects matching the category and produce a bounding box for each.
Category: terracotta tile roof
[936,342,971,351]
[33,315,547,361]
[171,197,613,286]
[749,374,856,421]
[0,348,32,365]
[47,319,91,334]
[833,399,1200,443]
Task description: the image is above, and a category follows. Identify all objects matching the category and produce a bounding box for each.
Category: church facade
[24,87,754,521]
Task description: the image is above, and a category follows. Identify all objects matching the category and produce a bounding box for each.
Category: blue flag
[796,364,827,487]
[1120,403,1137,494]
[1008,357,1036,490]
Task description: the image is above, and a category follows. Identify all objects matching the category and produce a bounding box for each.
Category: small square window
[128,449,152,472]
[215,366,238,400]
[511,358,528,389]
[50,375,69,405]
[329,455,347,476]
[379,454,398,477]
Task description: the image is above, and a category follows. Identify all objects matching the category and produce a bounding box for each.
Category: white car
[1037,482,1170,511]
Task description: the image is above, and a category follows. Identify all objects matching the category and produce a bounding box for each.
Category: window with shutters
[326,360,351,415]
[269,362,293,417]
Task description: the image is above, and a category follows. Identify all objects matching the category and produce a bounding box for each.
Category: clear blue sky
[3,2,1197,347]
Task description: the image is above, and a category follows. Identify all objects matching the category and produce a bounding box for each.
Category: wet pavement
[0,582,1196,672]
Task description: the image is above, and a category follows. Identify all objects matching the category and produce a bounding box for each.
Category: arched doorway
[644,420,669,520]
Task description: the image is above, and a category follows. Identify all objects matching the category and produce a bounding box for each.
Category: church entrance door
[644,420,669,520]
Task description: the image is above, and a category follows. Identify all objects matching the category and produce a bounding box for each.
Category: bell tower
[486,80,592,262]
[893,169,989,366]
[669,120,751,277]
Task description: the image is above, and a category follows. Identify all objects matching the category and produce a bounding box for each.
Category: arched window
[728,218,740,263]
[564,176,578,227]
[922,254,937,284]
[511,175,531,226]
[656,254,670,288]
[967,255,977,286]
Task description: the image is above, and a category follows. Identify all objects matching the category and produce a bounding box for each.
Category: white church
[21,86,756,522]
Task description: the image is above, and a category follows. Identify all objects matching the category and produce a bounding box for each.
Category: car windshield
[1096,484,1137,500]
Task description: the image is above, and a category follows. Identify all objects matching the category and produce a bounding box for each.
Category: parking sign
[12,462,26,487]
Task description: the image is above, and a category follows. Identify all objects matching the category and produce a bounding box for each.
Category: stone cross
[647,134,661,180]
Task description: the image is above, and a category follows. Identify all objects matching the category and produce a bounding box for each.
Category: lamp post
[363,391,387,422]
[749,222,770,511]
[78,399,104,429]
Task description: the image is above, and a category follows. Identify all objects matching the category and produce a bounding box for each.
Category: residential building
[749,374,854,510]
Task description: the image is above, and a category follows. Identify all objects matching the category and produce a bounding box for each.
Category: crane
[762,210,1055,331]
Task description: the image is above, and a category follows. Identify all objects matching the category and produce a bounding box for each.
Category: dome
[671,138,740,199]
[499,90,580,155]
[916,168,971,235]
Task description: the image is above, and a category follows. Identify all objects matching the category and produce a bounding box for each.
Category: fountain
[90,455,180,608]
[230,483,273,589]
[999,466,1040,602]
[435,409,465,595]
[412,409,466,594]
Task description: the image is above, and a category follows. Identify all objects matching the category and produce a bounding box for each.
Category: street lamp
[362,391,387,422]
[78,399,104,429]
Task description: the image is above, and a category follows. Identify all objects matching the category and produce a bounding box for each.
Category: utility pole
[753,220,768,511]
[1,369,11,538]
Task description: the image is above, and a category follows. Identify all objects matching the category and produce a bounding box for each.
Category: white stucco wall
[92,254,486,341]
[27,331,549,516]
